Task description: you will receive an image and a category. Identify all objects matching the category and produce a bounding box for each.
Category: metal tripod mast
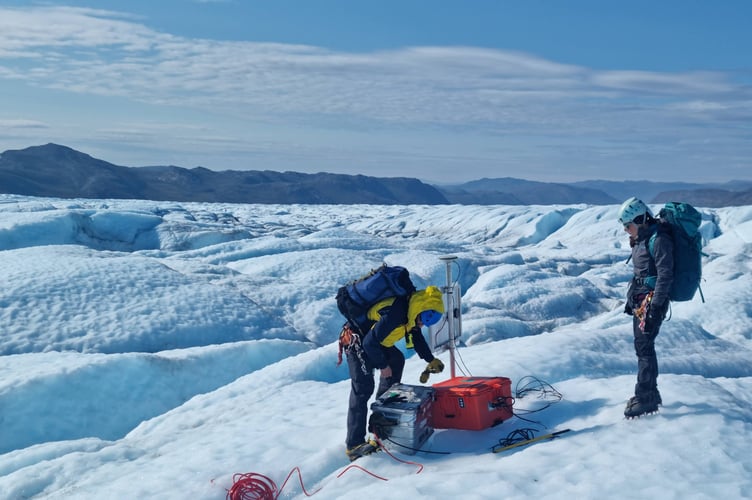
[439,255,461,378]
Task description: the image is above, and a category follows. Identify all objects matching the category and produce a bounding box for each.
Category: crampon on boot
[345,439,380,462]
[624,392,661,419]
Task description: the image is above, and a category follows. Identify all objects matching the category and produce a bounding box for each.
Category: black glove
[654,300,669,319]
[643,301,667,334]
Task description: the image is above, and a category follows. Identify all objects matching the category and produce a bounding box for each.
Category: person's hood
[407,286,445,330]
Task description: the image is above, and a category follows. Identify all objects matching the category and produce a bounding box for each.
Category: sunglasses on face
[621,214,645,228]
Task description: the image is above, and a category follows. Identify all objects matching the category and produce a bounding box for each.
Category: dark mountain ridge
[1,144,750,206]
[442,177,619,205]
[0,144,447,205]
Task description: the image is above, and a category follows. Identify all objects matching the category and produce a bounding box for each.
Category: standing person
[618,197,674,418]
[341,285,445,461]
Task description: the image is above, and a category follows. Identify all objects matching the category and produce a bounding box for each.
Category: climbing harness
[337,323,369,375]
[633,291,654,333]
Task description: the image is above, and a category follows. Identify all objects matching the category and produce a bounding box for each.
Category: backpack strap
[642,225,662,290]
[647,221,670,257]
[647,231,656,258]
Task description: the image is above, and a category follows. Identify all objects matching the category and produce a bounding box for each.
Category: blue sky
[0,1,750,183]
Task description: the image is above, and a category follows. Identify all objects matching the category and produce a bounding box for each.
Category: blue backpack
[336,264,416,334]
[648,202,704,302]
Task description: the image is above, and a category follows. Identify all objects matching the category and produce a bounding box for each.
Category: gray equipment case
[370,383,435,455]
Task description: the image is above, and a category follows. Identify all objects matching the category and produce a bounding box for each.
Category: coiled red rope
[226,467,321,500]
[226,437,422,499]
[226,472,277,500]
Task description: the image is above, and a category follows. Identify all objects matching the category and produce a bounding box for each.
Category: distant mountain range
[0,144,445,205]
[1,144,751,207]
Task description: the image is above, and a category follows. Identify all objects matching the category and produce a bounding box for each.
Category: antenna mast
[439,255,461,378]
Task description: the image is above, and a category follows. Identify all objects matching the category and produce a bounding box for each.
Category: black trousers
[345,345,404,449]
[632,315,661,399]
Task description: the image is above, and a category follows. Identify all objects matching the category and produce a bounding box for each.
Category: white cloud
[591,70,736,94]
[0,118,48,129]
[0,6,749,181]
[1,6,745,129]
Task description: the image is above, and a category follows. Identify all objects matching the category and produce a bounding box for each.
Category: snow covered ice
[1,194,751,499]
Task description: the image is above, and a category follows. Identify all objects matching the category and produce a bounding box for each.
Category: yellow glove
[427,358,445,373]
[419,358,444,383]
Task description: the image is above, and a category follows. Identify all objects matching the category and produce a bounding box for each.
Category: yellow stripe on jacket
[366,285,445,347]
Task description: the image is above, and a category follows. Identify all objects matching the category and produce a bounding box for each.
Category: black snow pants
[345,344,404,449]
[632,314,662,399]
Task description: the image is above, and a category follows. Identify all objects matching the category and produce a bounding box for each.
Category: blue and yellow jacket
[362,286,444,369]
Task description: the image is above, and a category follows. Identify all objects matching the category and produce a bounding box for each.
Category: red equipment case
[431,376,513,430]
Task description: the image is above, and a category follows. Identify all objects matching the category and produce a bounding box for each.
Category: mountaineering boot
[626,389,662,410]
[654,389,662,406]
[346,439,380,462]
[624,391,660,419]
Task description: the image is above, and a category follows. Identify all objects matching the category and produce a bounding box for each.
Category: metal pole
[439,255,458,378]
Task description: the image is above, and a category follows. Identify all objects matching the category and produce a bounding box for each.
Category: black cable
[381,435,451,455]
[493,428,540,450]
[452,259,461,287]
[511,376,563,425]
[453,343,472,377]
[371,420,451,455]
[515,376,562,401]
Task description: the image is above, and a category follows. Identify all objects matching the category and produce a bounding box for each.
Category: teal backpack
[648,202,705,302]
